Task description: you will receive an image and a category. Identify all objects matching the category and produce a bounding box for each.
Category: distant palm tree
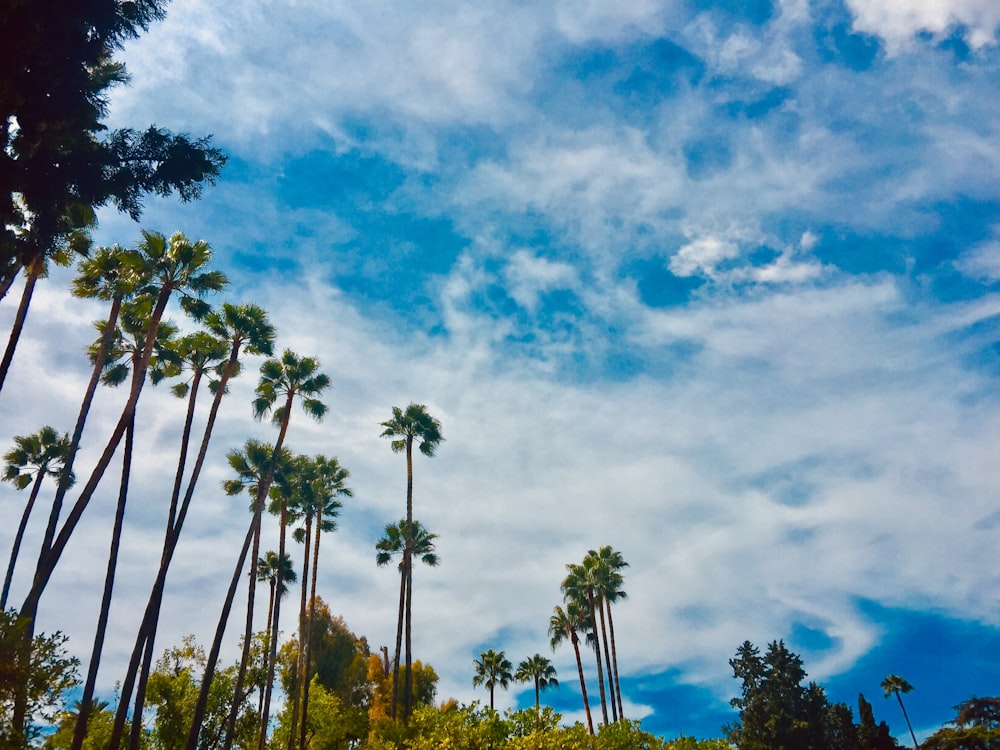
[549,602,594,735]
[289,455,351,750]
[882,674,919,749]
[562,562,609,726]
[515,654,558,709]
[473,649,513,710]
[379,403,443,721]
[1,427,73,610]
[586,546,628,721]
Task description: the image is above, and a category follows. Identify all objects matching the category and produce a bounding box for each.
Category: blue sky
[2,0,1000,743]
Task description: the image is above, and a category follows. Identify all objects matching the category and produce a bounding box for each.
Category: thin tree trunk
[0,471,45,610]
[597,600,617,722]
[298,509,322,750]
[402,437,414,722]
[259,492,290,750]
[896,692,919,749]
[288,518,311,750]
[390,561,406,720]
[587,594,608,726]
[40,295,122,562]
[606,604,624,721]
[119,349,241,750]
[571,633,594,736]
[71,411,136,750]
[404,550,413,721]
[185,509,260,750]
[0,262,39,395]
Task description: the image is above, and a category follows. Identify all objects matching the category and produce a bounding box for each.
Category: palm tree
[515,654,558,709]
[379,403,443,721]
[112,303,274,750]
[473,649,513,710]
[375,519,438,719]
[549,602,594,735]
[562,562,609,726]
[289,455,351,750]
[250,351,329,750]
[1,427,73,610]
[586,546,628,721]
[72,305,179,750]
[256,550,296,724]
[882,674,919,749]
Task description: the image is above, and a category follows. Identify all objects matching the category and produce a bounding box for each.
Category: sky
[2,0,1000,743]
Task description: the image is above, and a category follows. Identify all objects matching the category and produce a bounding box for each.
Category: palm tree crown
[515,654,559,709]
[473,649,513,710]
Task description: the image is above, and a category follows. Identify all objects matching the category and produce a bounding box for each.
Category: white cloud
[846,0,1000,53]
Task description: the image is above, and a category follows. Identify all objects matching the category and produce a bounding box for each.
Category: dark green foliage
[923,696,1000,750]
[0,0,226,283]
[727,640,899,750]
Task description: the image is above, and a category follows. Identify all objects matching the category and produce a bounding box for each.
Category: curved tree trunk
[571,633,594,736]
[0,262,39,395]
[0,471,45,610]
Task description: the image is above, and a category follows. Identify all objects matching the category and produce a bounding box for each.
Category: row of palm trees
[0,232,356,750]
[472,649,559,710]
[549,546,629,735]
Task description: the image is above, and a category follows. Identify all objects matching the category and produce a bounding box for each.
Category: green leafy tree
[923,696,1000,750]
[0,1,226,355]
[379,403,443,722]
[474,649,514,711]
[858,693,898,750]
[1,427,73,610]
[515,655,559,710]
[0,608,79,747]
[881,675,919,750]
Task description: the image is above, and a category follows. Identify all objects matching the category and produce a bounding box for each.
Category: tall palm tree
[562,562,609,726]
[586,546,628,721]
[515,654,558,710]
[379,403,443,721]
[549,602,594,735]
[375,519,439,720]
[72,304,179,750]
[882,674,919,749]
[1,427,72,610]
[111,303,274,750]
[19,230,225,631]
[473,649,513,711]
[251,351,329,750]
[289,455,351,750]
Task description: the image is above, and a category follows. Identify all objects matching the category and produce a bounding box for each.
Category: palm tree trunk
[298,511,322,750]
[390,561,406,719]
[112,353,238,750]
[40,295,122,561]
[896,691,919,749]
[288,519,312,750]
[71,412,136,750]
[587,594,609,726]
[534,678,540,710]
[571,633,594,736]
[404,550,414,721]
[597,601,617,722]
[606,603,624,721]
[0,471,45,610]
[185,508,260,750]
[0,262,39,395]
[402,436,414,722]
